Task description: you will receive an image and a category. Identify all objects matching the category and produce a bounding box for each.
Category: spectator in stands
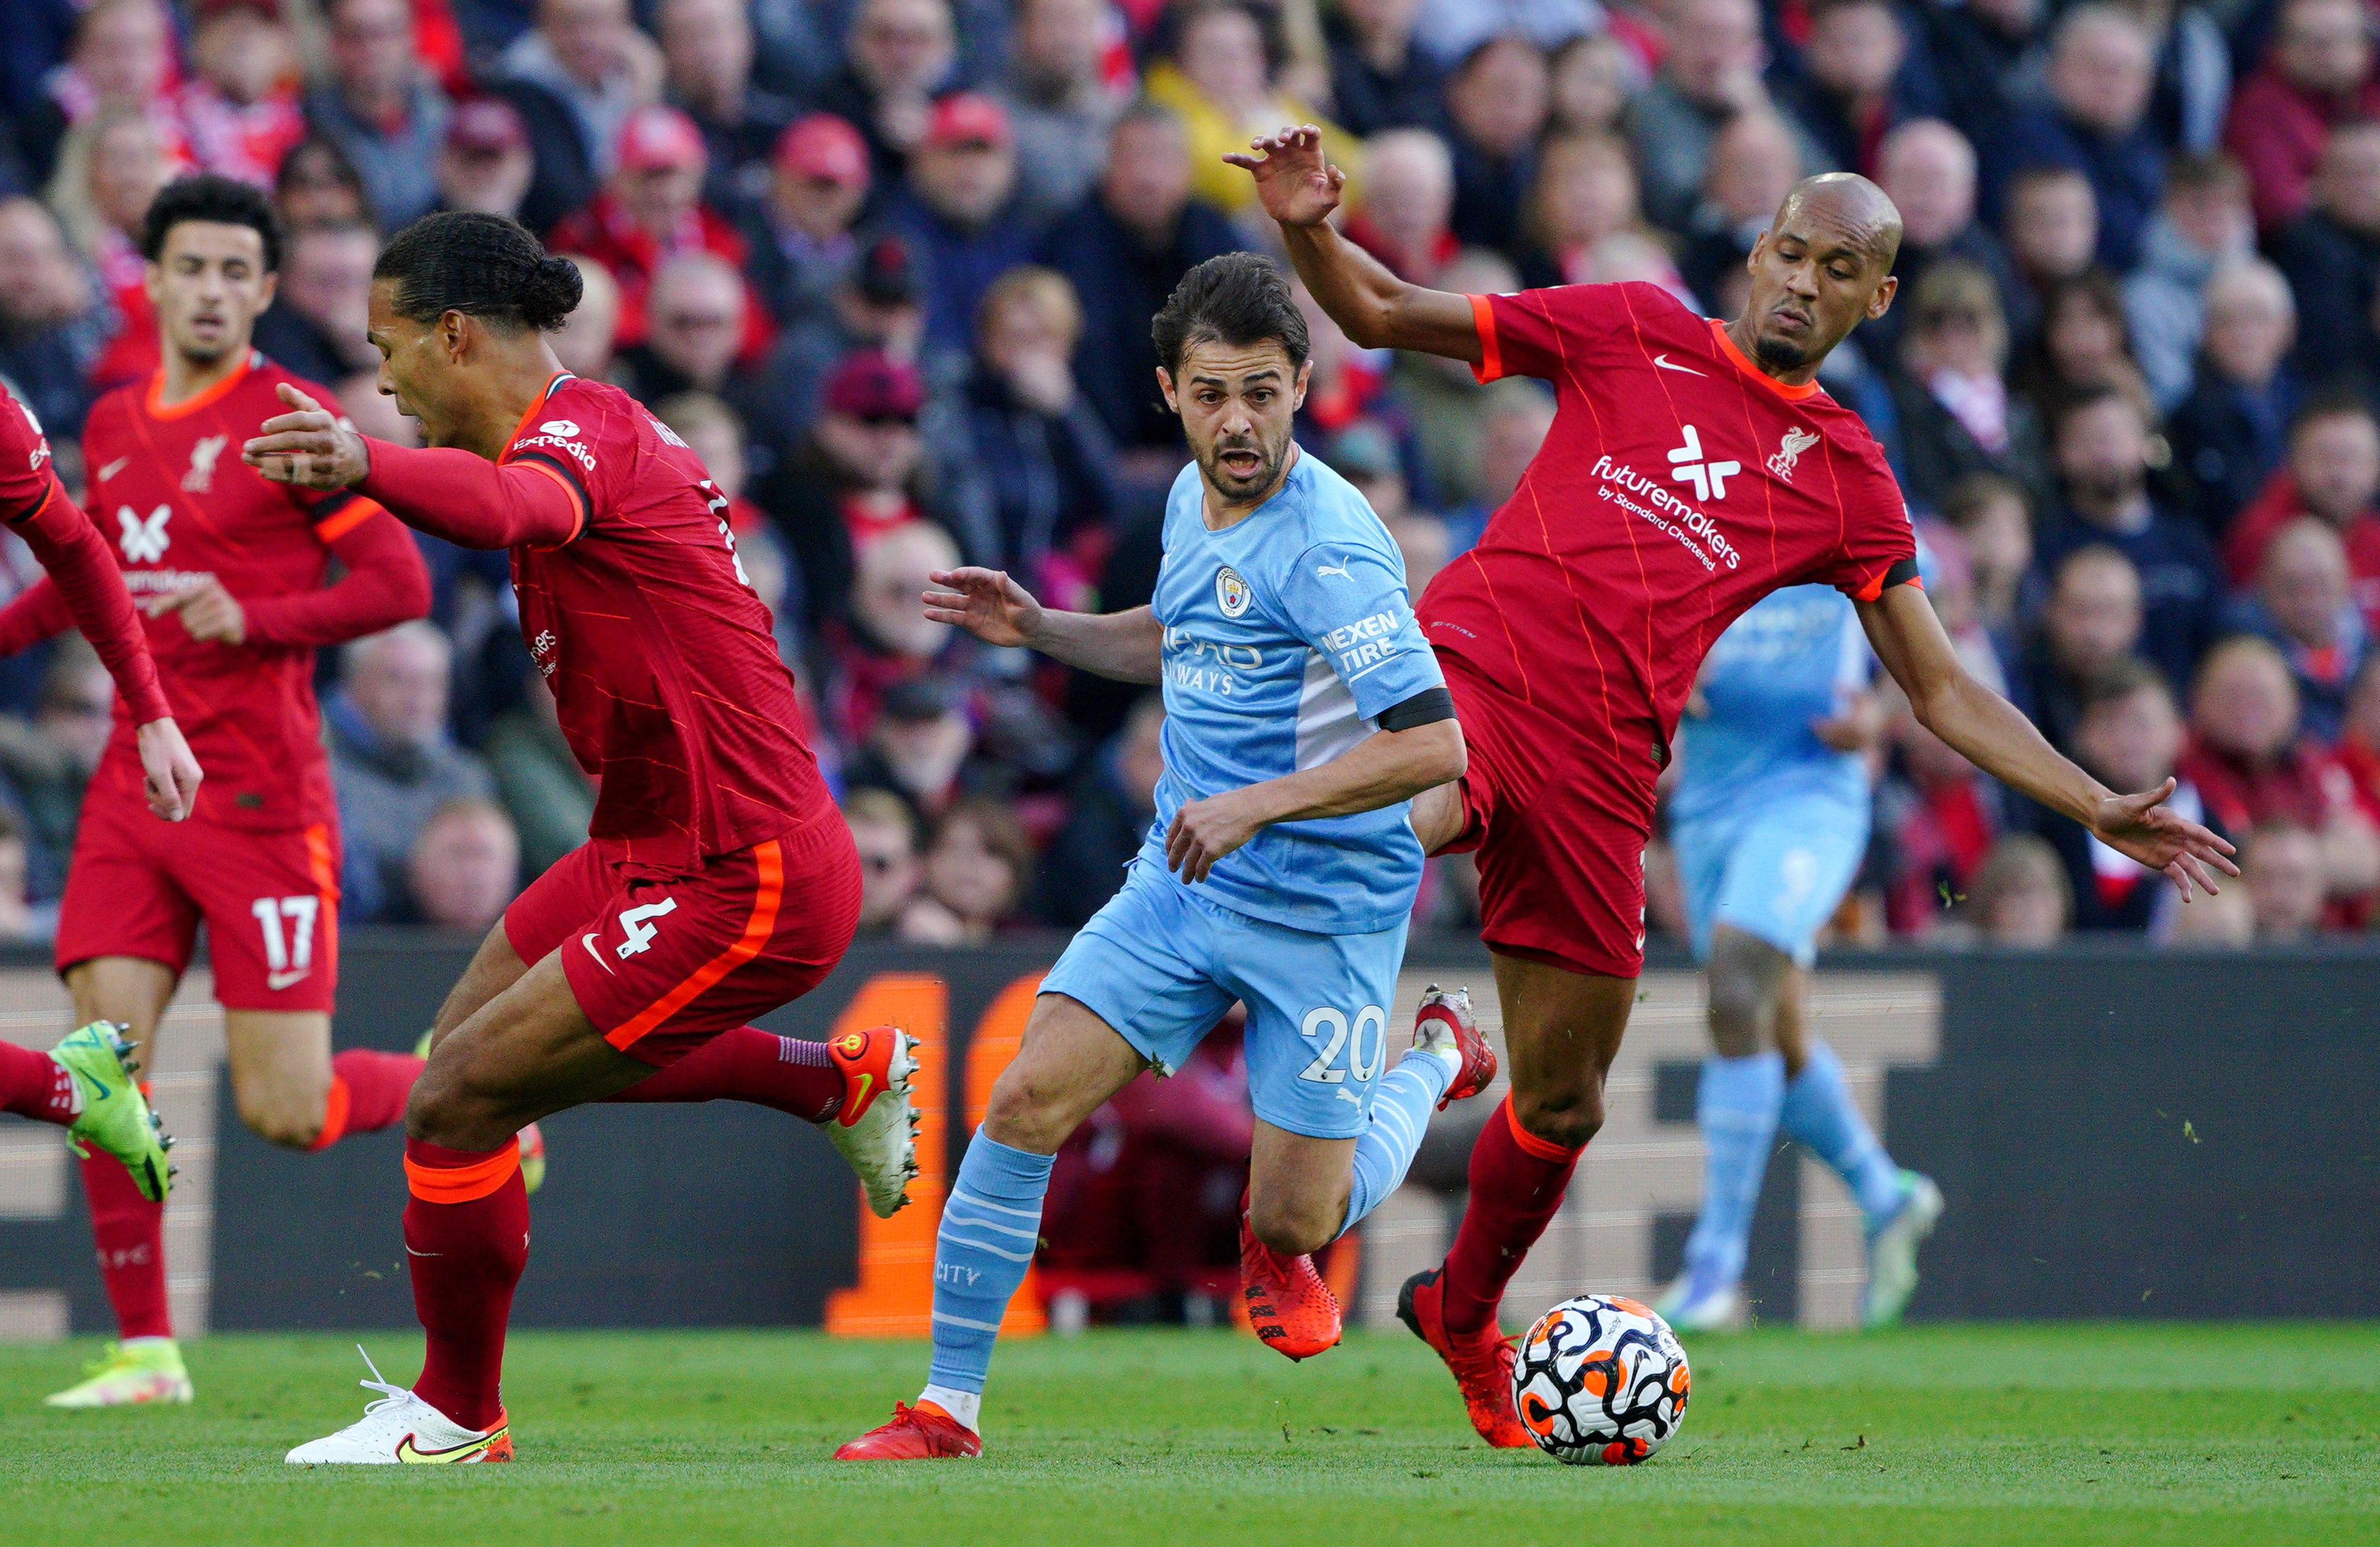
[1550,31,1640,136]
[46,106,171,388]
[1919,0,2048,154]
[0,642,114,891]
[1442,33,1552,256]
[2166,259,2302,539]
[846,787,925,933]
[1519,132,1645,290]
[2333,653,2380,823]
[2132,0,2231,157]
[2226,518,2366,742]
[747,114,871,334]
[1678,110,1805,312]
[327,622,496,923]
[2004,5,2163,271]
[0,198,111,435]
[552,254,622,379]
[1041,102,1242,459]
[845,673,985,826]
[749,235,928,456]
[1942,473,2034,662]
[763,349,941,637]
[0,810,49,944]
[307,0,449,230]
[2123,153,2257,414]
[181,0,306,190]
[613,251,753,404]
[483,669,593,879]
[2271,121,2380,392]
[2240,820,2329,938]
[899,795,1033,942]
[403,797,520,930]
[1146,0,1352,218]
[659,0,797,225]
[815,0,961,191]
[1871,119,2019,362]
[882,93,1038,359]
[2050,658,2203,932]
[2039,387,2223,692]
[498,0,662,235]
[1876,696,2003,936]
[1448,387,1556,552]
[1964,833,2073,944]
[1396,247,1528,510]
[2223,397,2380,624]
[945,266,1117,593]
[2177,634,2380,911]
[275,135,374,228]
[1032,691,1163,927]
[1330,417,1413,524]
[1630,0,1771,232]
[2000,164,2098,345]
[2223,0,2380,237]
[1774,0,1934,179]
[2012,543,2144,754]
[829,520,967,744]
[1008,0,1128,222]
[1346,128,1457,284]
[2016,271,2153,433]
[253,220,380,387]
[433,99,536,221]
[16,0,185,188]
[550,106,766,359]
[1889,259,2050,514]
[1328,0,1447,138]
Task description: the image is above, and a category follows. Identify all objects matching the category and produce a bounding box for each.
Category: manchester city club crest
[1215,565,1251,618]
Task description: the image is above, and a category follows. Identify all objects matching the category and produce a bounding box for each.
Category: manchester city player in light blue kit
[1656,582,1944,1333]
[837,254,1496,1461]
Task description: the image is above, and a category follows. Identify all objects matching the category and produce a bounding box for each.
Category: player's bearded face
[1745,212,1893,372]
[148,223,276,366]
[1167,343,1311,508]
[365,282,456,447]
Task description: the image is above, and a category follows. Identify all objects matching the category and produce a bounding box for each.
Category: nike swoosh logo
[1653,355,1705,375]
[267,968,311,991]
[395,1428,501,1463]
[847,1071,873,1118]
[81,1070,111,1102]
[97,458,129,481]
[582,932,616,975]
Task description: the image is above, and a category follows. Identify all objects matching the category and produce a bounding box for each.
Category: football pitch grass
[1,1324,2373,1546]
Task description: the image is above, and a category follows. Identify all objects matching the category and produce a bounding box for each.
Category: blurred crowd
[1,0,2379,949]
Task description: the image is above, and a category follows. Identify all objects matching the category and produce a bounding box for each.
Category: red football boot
[833,1401,982,1460]
[1240,1199,1342,1361]
[1398,1266,1534,1448]
[1413,984,1496,1109]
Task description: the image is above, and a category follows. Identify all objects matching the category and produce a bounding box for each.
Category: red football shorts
[503,816,862,1067]
[1438,650,1659,980]
[56,795,341,1012]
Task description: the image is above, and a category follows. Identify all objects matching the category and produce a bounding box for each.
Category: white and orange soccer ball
[1510,1294,1691,1465]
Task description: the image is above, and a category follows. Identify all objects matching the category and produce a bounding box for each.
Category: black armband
[1377,685,1458,731]
[1882,555,1923,590]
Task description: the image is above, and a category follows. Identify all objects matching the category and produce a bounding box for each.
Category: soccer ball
[1510,1294,1691,1465]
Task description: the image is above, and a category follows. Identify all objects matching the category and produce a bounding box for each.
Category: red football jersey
[1421,282,1918,750]
[498,372,833,877]
[78,353,403,829]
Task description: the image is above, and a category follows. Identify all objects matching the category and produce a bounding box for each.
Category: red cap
[823,351,926,421]
[775,113,869,188]
[616,106,706,174]
[446,98,528,156]
[924,93,1011,150]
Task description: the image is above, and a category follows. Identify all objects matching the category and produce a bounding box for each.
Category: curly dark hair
[373,211,582,333]
[1150,251,1309,379]
[138,174,283,272]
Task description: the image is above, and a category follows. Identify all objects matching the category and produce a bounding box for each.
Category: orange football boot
[1240,1197,1342,1361]
[1398,1266,1533,1448]
[833,1401,983,1460]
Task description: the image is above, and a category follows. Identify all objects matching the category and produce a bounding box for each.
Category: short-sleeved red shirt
[1419,282,1918,752]
[498,372,834,878]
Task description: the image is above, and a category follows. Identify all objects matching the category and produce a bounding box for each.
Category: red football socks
[309,1049,425,1150]
[80,1152,170,1339]
[0,1042,77,1124]
[403,1136,528,1433]
[1440,1096,1585,1336]
[599,1026,843,1122]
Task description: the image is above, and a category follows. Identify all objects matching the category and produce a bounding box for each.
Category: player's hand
[2090,778,2240,900]
[922,567,1045,649]
[135,717,201,822]
[148,579,245,645]
[241,383,370,490]
[1223,126,1347,228]
[1166,790,1267,884]
[1811,689,1885,753]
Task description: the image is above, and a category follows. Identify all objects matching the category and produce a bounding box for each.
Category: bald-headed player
[1233,129,2237,1444]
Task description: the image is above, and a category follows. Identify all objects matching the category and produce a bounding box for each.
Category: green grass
[1,1325,2374,1546]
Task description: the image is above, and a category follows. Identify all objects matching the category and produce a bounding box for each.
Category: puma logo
[1315,558,1351,580]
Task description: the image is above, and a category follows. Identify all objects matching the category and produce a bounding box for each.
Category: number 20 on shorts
[1299,1004,1388,1093]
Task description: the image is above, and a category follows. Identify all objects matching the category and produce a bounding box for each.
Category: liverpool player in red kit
[1231,129,2239,1444]
[245,212,906,1464]
[0,177,439,1410]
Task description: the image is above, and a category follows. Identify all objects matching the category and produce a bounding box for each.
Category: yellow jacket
[1142,63,1364,215]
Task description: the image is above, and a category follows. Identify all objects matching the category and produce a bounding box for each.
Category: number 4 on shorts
[616,897,677,959]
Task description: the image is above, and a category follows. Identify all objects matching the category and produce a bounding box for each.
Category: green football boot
[51,1021,173,1202]
[44,1340,193,1408]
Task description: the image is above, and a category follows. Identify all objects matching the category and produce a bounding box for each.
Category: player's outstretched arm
[922,566,1162,683]
[1857,582,2238,899]
[1225,127,1480,362]
[1166,716,1465,883]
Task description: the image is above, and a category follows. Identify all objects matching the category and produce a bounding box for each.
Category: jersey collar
[146,349,257,421]
[502,371,578,456]
[1708,318,1823,401]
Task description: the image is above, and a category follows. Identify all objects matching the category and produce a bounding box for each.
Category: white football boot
[824,1026,921,1218]
[1862,1170,1945,1328]
[285,1347,512,1464]
[1655,1273,1747,1333]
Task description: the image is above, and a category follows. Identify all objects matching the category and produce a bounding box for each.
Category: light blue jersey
[1138,451,1444,934]
[1671,585,1874,965]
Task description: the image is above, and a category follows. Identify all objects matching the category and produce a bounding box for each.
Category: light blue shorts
[1040,862,1411,1140]
[1673,791,1869,968]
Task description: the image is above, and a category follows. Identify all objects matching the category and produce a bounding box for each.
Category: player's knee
[979,1067,1069,1153]
[236,1081,330,1149]
[1511,1081,1603,1151]
[1248,1193,1337,1257]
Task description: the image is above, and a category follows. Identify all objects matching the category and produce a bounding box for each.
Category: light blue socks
[1338,1049,1456,1238]
[1780,1040,1904,1226]
[923,1133,1053,1425]
[1681,1052,1785,1289]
